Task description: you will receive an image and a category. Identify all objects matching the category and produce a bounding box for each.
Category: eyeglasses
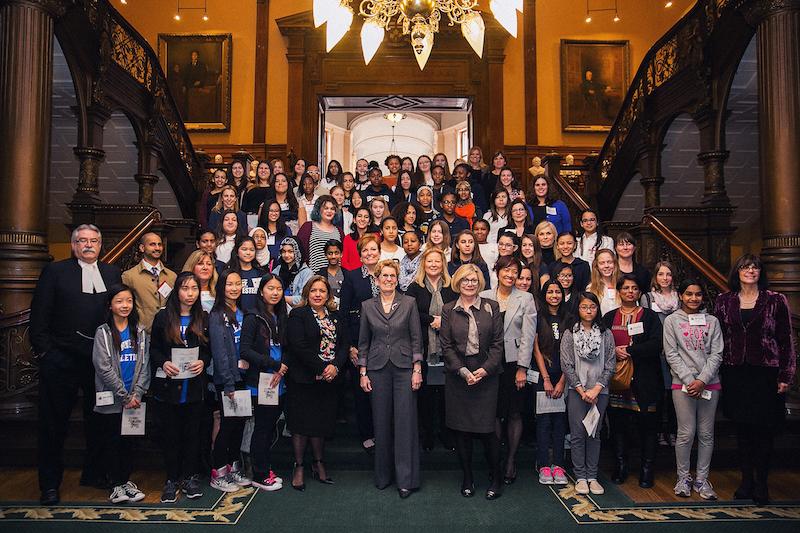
[498,242,516,249]
[739,264,761,272]
[441,200,455,205]
[461,278,479,285]
[579,305,598,311]
[75,238,100,245]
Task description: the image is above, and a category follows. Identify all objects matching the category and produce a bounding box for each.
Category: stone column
[0,0,64,316]
[749,0,800,311]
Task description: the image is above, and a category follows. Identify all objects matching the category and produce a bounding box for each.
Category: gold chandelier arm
[435,0,478,25]
[359,0,400,26]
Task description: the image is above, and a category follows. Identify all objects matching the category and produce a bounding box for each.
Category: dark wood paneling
[524,0,538,144]
[252,0,269,143]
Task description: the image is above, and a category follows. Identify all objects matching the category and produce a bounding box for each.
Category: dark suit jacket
[30,258,121,360]
[339,267,375,348]
[357,293,423,370]
[286,306,347,384]
[405,281,458,356]
[440,297,504,377]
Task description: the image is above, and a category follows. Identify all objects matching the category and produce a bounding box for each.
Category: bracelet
[412,369,422,375]
[360,371,367,377]
[543,375,551,381]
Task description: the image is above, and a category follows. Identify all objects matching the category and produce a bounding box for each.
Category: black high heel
[291,462,305,492]
[311,460,334,484]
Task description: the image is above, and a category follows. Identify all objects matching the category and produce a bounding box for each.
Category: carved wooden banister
[100,209,161,265]
[642,213,729,292]
[551,170,591,213]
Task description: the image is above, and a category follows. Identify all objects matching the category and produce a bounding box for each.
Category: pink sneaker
[538,466,554,485]
[552,466,568,485]
[252,471,283,492]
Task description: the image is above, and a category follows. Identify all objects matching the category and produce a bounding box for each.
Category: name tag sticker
[606,288,617,299]
[267,234,276,245]
[158,281,172,299]
[546,206,557,216]
[627,322,644,336]
[96,391,114,406]
[526,369,540,384]
[689,314,707,326]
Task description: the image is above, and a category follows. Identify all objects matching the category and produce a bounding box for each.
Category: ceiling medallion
[314,0,522,70]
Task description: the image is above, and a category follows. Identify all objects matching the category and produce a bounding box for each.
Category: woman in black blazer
[405,247,458,451]
[358,260,424,499]
[440,264,505,500]
[286,276,348,491]
[601,274,663,489]
[338,233,381,453]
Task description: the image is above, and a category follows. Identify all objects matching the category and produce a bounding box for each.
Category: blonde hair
[534,220,558,245]
[181,249,218,296]
[413,247,452,287]
[212,185,240,214]
[374,259,400,278]
[357,233,380,254]
[451,263,486,294]
[588,248,620,302]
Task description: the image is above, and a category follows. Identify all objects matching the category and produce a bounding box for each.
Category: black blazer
[602,307,663,406]
[286,306,348,384]
[149,309,211,404]
[405,281,458,356]
[30,258,121,358]
[339,267,375,348]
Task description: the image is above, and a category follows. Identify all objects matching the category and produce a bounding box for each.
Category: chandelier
[313,0,522,70]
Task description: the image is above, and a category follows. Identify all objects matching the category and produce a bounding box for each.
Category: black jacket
[30,258,121,359]
[339,267,375,348]
[149,309,211,404]
[240,311,286,390]
[405,281,458,356]
[286,306,348,384]
[601,307,663,406]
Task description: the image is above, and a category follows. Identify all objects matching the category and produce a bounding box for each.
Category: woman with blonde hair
[182,250,218,312]
[588,249,620,315]
[208,185,248,234]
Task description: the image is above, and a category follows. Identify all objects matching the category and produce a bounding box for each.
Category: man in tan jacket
[122,232,177,332]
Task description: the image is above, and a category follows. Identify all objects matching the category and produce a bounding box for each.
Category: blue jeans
[536,411,567,468]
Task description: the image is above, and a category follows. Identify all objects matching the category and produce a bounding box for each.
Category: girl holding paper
[532,279,571,485]
[93,284,150,504]
[560,291,615,496]
[663,279,723,500]
[209,269,251,492]
[241,273,289,492]
[150,272,211,503]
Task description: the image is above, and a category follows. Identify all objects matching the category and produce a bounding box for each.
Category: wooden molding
[253,0,269,143]
[524,0,537,144]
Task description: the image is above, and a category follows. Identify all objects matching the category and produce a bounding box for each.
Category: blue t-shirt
[119,327,136,392]
[179,315,191,404]
[239,268,262,312]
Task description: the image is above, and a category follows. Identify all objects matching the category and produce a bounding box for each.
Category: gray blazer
[480,287,537,368]
[92,323,151,414]
[357,293,423,370]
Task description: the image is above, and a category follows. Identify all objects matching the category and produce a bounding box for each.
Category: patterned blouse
[313,309,337,362]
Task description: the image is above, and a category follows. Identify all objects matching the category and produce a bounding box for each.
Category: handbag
[610,356,634,392]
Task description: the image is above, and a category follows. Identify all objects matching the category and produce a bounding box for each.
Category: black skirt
[720,363,786,430]
[497,361,527,419]
[285,378,339,437]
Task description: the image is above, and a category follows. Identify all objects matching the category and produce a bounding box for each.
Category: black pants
[213,393,247,470]
[37,350,102,491]
[97,412,133,486]
[154,400,203,482]
[418,382,450,446]
[736,423,774,491]
[609,407,660,465]
[349,363,374,442]
[251,402,283,478]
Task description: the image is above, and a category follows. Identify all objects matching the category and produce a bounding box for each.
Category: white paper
[95,391,114,407]
[171,347,199,379]
[222,390,252,417]
[627,322,644,336]
[536,391,566,413]
[247,214,259,231]
[121,403,146,435]
[546,206,557,216]
[257,373,279,406]
[526,369,540,384]
[158,281,172,299]
[155,367,167,379]
[582,404,600,438]
[688,313,707,326]
[681,384,712,400]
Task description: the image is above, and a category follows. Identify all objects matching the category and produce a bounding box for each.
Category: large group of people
[30,150,795,509]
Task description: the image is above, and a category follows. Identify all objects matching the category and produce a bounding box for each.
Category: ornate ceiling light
[314,0,522,70]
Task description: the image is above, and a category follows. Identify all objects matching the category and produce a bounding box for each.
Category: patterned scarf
[572,322,602,361]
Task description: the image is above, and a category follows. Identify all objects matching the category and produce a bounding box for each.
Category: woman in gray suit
[440,264,505,500]
[358,259,423,499]
[480,255,538,484]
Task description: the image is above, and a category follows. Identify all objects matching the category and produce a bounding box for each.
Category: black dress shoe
[734,484,754,500]
[485,488,502,500]
[40,489,59,505]
[460,483,475,497]
[398,488,412,499]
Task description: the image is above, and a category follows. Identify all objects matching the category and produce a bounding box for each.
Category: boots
[734,429,754,499]
[611,430,627,484]
[638,431,657,488]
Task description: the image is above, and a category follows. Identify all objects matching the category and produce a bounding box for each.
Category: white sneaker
[229,461,251,487]
[694,479,718,500]
[575,479,589,495]
[123,481,145,502]
[674,476,692,497]
[210,466,239,493]
[252,471,283,492]
[588,479,605,495]
[109,484,130,503]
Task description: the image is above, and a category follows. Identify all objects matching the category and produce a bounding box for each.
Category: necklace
[619,305,640,316]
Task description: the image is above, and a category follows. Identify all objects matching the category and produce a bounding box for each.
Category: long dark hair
[575,291,607,332]
[164,272,208,345]
[577,208,609,253]
[255,273,288,346]
[258,199,289,237]
[528,175,557,206]
[350,206,372,238]
[212,269,242,326]
[552,262,580,303]
[271,173,300,213]
[538,279,569,364]
[216,208,240,238]
[226,236,265,274]
[105,284,140,351]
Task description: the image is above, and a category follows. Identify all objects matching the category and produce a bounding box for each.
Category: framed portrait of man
[560,40,630,132]
[157,33,232,132]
